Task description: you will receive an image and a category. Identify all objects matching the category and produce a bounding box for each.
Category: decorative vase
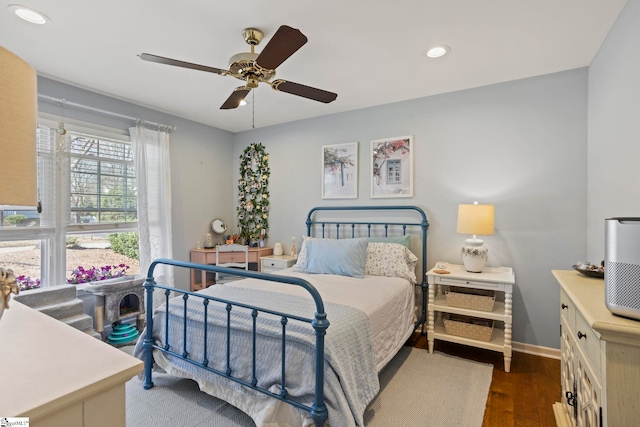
[274,242,283,256]
[460,245,489,273]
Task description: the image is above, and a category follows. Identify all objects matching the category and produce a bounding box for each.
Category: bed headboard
[305,205,429,285]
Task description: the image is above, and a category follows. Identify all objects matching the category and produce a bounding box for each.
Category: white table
[426,263,515,372]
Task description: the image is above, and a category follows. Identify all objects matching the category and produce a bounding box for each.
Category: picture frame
[370,135,413,198]
[322,142,358,199]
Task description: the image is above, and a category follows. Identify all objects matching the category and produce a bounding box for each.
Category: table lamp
[456,202,495,272]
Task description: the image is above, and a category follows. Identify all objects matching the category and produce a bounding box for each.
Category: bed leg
[311,312,329,427]
[143,277,155,390]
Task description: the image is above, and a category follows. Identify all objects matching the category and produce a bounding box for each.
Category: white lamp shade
[456,204,495,235]
[0,46,37,206]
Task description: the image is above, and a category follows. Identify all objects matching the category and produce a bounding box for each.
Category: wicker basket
[445,286,496,312]
[443,314,494,341]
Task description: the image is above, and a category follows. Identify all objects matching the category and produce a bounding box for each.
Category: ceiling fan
[139,25,338,110]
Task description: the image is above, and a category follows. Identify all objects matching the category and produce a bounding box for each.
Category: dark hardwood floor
[406,332,561,427]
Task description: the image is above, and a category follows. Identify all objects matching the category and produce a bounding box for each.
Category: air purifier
[605,217,640,320]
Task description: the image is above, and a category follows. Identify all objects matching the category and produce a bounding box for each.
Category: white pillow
[365,242,418,284]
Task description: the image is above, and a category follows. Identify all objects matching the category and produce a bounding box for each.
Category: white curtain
[130,123,174,308]
[36,123,69,286]
[54,126,70,286]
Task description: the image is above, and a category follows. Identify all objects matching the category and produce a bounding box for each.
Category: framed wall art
[322,142,358,199]
[370,135,413,198]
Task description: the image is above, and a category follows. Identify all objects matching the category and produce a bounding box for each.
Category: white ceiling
[0,0,628,133]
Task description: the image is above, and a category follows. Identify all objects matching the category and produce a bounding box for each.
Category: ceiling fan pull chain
[252,90,255,129]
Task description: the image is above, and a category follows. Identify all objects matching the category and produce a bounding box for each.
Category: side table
[426,263,515,372]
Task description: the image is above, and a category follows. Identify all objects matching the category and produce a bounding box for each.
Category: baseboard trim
[553,402,570,427]
[512,341,560,359]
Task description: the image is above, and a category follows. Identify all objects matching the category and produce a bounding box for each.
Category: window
[386,159,402,184]
[0,119,140,291]
[69,134,137,224]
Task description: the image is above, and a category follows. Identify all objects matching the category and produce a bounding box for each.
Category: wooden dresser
[190,246,273,291]
[553,270,640,427]
[0,301,142,427]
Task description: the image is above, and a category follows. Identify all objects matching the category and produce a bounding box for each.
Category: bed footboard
[142,258,329,427]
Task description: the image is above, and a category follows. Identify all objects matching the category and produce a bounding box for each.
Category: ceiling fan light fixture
[139,25,337,110]
[425,45,449,58]
[239,100,247,106]
[9,4,50,24]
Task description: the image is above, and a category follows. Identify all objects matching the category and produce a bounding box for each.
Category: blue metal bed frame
[141,205,428,427]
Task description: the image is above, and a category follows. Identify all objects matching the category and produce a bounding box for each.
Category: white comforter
[241,269,416,371]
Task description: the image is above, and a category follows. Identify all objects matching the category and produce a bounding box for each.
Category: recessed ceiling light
[8,4,50,24]
[425,46,449,59]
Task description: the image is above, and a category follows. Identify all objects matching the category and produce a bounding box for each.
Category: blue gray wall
[233,70,588,350]
[587,0,640,261]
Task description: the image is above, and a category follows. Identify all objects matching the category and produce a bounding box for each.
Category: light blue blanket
[135,284,379,427]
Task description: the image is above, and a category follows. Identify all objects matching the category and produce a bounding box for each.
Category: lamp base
[460,244,489,273]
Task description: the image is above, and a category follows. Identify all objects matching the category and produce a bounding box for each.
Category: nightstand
[260,255,297,273]
[426,263,515,372]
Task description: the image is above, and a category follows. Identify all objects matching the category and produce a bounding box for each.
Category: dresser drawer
[560,289,575,334]
[217,252,247,264]
[260,256,296,272]
[262,259,288,270]
[437,277,500,290]
[575,310,602,377]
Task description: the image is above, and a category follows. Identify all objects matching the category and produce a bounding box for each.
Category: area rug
[125,346,493,427]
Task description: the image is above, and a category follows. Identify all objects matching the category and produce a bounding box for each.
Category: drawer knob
[577,331,587,340]
[561,303,568,310]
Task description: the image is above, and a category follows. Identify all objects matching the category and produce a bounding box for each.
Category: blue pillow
[368,234,410,248]
[303,238,368,278]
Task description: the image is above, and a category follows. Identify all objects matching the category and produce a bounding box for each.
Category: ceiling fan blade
[271,80,337,104]
[139,53,228,75]
[220,87,252,110]
[255,25,308,70]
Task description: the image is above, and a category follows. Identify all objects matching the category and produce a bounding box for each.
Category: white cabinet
[426,263,515,372]
[0,302,142,426]
[559,289,603,427]
[553,270,640,427]
[260,254,297,273]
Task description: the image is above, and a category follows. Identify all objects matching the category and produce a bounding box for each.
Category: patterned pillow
[368,234,410,248]
[365,242,418,284]
[293,235,315,269]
